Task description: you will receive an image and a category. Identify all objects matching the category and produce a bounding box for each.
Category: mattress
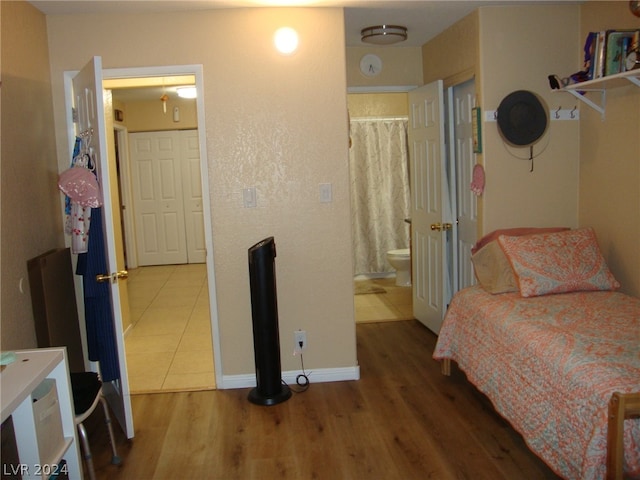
[433,285,640,479]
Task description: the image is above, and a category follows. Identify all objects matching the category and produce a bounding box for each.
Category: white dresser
[1,348,82,479]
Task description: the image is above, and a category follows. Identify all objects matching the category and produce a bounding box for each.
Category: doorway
[102,66,221,393]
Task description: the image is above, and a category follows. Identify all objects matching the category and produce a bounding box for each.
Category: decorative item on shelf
[551,28,640,118]
[580,29,640,80]
[547,72,588,91]
[361,25,407,45]
[630,0,640,17]
[605,30,640,76]
[626,49,640,71]
[496,90,549,173]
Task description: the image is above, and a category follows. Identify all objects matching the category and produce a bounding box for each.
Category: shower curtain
[349,117,411,276]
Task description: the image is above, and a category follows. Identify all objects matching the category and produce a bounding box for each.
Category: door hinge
[72,107,78,123]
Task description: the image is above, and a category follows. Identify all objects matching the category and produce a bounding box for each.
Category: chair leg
[99,396,122,465]
[77,421,97,480]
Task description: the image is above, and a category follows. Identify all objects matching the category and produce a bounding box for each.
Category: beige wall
[115,97,198,132]
[419,2,638,298]
[422,6,581,236]
[45,8,357,377]
[479,5,581,232]
[578,1,640,297]
[347,93,408,118]
[1,1,64,350]
[346,46,423,88]
[422,11,479,87]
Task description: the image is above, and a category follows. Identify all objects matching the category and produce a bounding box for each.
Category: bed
[432,227,640,480]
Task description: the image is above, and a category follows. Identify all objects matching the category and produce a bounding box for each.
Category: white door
[409,80,453,335]
[181,131,206,263]
[130,131,188,266]
[72,57,134,438]
[452,79,478,290]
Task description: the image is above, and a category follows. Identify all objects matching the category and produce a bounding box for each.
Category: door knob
[96,270,129,283]
[430,222,453,231]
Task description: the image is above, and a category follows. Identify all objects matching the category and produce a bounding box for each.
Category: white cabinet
[1,348,82,479]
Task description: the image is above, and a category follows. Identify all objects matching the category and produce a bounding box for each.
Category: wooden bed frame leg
[607,392,640,480]
[441,359,451,376]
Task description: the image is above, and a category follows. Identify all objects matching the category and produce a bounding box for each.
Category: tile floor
[124,267,411,394]
[354,276,413,323]
[124,264,215,394]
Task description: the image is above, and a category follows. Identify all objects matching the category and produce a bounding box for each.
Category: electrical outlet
[294,330,307,354]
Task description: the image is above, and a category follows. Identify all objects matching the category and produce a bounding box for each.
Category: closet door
[451,79,478,290]
[181,131,206,263]
[130,131,188,266]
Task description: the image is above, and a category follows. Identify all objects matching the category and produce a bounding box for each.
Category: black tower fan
[247,237,291,406]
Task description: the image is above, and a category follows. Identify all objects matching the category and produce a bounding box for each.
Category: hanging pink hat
[58,166,103,208]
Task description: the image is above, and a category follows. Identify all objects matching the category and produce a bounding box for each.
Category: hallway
[124,264,215,394]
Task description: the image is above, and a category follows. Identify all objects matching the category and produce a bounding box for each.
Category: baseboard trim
[219,365,360,390]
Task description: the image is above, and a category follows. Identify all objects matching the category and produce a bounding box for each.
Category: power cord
[282,347,310,394]
[294,352,310,391]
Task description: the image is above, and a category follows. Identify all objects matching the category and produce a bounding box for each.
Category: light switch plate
[243,187,256,208]
[319,183,332,203]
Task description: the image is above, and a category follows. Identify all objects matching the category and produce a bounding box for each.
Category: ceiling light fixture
[176,86,197,99]
[361,25,408,45]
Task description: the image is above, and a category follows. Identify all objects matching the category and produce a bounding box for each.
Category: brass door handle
[430,222,453,231]
[96,270,129,283]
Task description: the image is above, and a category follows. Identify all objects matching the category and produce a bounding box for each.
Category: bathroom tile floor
[354,277,414,323]
[124,264,215,394]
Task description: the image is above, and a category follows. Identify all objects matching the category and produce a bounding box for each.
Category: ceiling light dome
[176,86,197,99]
[361,25,408,45]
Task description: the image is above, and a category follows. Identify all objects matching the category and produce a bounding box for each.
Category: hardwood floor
[90,320,560,479]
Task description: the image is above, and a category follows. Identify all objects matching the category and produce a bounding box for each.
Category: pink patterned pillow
[498,227,620,297]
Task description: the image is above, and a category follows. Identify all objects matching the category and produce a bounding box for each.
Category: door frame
[114,124,138,270]
[63,64,224,388]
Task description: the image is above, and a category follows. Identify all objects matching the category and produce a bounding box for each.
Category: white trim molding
[220,366,361,390]
[347,85,418,94]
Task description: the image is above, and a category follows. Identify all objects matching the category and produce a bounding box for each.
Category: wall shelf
[559,70,640,118]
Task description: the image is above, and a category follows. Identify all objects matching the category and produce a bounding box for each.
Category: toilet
[386,248,411,286]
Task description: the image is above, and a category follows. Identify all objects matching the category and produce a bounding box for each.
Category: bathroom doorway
[347,92,411,279]
[347,92,413,323]
[103,66,221,394]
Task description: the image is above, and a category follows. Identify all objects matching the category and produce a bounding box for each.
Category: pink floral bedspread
[433,286,640,480]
